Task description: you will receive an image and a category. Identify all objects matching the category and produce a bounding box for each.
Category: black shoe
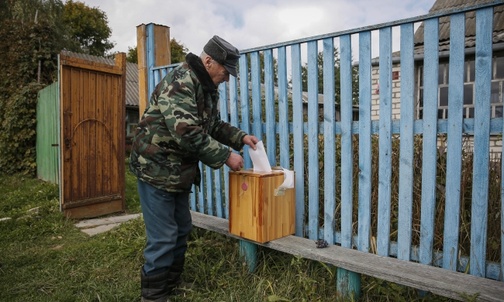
[141,268,175,301]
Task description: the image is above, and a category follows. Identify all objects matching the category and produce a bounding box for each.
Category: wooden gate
[59,52,126,219]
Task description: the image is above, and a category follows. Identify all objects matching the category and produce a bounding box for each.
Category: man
[129,35,258,302]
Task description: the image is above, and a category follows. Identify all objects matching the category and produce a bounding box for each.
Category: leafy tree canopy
[170,38,188,63]
[126,38,188,64]
[0,0,115,175]
[1,0,63,24]
[126,46,137,63]
[300,48,359,105]
[62,0,115,56]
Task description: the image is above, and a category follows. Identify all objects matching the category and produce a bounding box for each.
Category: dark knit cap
[203,35,240,77]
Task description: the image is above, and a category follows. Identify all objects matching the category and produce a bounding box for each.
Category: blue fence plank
[215,84,230,219]
[264,49,277,166]
[358,31,372,253]
[339,34,354,249]
[205,166,213,216]
[153,70,161,90]
[227,77,239,219]
[377,27,393,257]
[291,44,306,237]
[419,18,439,266]
[323,37,336,245]
[146,24,155,96]
[190,188,197,211]
[397,23,415,262]
[307,41,320,240]
[239,55,252,169]
[214,168,223,218]
[278,46,290,169]
[470,7,493,278]
[229,77,240,132]
[251,52,262,141]
[198,162,205,213]
[443,13,465,271]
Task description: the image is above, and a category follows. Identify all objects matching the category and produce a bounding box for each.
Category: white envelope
[249,141,272,173]
[248,141,294,195]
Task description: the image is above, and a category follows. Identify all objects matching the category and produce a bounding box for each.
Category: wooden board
[229,170,295,243]
[191,211,504,302]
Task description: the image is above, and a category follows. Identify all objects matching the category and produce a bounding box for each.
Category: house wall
[371,64,403,121]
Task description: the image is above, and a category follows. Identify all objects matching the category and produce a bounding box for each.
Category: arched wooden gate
[58,52,126,218]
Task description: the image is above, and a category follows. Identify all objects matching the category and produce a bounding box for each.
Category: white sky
[79,0,435,55]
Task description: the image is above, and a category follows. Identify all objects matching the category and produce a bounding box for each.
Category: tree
[170,38,188,63]
[1,0,64,28]
[62,0,114,56]
[125,38,188,64]
[2,0,114,56]
[244,51,278,86]
[126,46,137,63]
[0,16,60,175]
[300,48,359,105]
[0,0,115,175]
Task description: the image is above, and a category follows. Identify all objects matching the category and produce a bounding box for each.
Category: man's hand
[243,135,259,150]
[226,152,244,171]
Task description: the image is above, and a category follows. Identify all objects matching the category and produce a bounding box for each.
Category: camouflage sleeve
[208,117,247,151]
[159,74,231,169]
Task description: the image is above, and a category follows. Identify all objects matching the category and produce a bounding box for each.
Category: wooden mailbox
[229,169,295,243]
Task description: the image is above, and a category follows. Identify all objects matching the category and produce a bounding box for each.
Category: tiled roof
[60,50,139,108]
[414,0,504,52]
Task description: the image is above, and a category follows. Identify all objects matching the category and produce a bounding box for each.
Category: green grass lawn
[0,170,454,302]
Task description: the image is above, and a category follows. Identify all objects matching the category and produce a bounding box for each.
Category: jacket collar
[186,53,217,93]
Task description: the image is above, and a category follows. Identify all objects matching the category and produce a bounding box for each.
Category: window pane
[495,57,504,79]
[463,107,471,118]
[495,106,503,118]
[446,63,449,84]
[464,84,473,105]
[466,60,475,82]
[491,82,501,103]
[419,66,423,87]
[439,64,445,84]
[440,86,448,106]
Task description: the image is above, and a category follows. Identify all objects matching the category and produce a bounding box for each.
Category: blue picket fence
[145,1,503,282]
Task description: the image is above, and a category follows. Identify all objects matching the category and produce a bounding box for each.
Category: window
[416,54,504,120]
[126,110,139,137]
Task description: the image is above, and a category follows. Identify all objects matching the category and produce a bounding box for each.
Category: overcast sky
[80,0,435,55]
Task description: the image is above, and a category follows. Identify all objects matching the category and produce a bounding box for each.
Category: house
[370,0,504,152]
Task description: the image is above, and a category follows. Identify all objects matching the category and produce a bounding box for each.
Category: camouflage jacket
[129,53,247,192]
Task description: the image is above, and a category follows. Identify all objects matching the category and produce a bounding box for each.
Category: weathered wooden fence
[140,1,504,300]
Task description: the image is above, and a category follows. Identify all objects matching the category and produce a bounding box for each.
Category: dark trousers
[137,180,192,275]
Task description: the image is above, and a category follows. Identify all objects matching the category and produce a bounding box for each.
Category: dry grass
[302,134,501,263]
[0,166,457,301]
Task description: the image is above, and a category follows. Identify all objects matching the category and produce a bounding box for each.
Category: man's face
[206,57,230,86]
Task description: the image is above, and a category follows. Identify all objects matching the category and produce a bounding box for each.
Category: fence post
[336,268,361,299]
[136,23,171,117]
[239,241,258,272]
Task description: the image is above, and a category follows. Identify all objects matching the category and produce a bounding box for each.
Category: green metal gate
[36,82,59,184]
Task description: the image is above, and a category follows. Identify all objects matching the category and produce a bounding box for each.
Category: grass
[0,169,456,302]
